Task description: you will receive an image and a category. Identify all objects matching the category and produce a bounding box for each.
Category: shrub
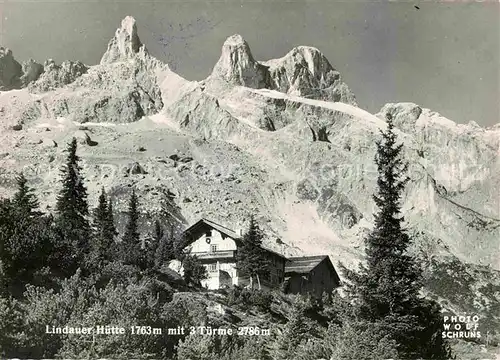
[0,295,24,357]
[329,321,400,360]
[183,254,207,287]
[226,287,274,311]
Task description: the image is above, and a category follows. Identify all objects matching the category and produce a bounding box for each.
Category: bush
[226,287,273,311]
[0,295,24,357]
[14,272,85,358]
[183,254,207,287]
[246,288,274,310]
[272,320,400,360]
[176,333,219,360]
[329,321,400,360]
[176,332,269,360]
[57,278,175,359]
[6,270,180,359]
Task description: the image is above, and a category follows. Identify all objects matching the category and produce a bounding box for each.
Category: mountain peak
[207,37,356,104]
[224,34,248,47]
[209,34,269,88]
[0,47,23,90]
[262,45,357,104]
[100,16,146,65]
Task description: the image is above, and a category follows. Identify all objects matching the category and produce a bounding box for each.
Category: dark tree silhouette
[1,181,55,294]
[55,138,91,268]
[90,188,116,265]
[106,200,117,243]
[152,222,175,269]
[12,173,41,219]
[120,190,141,266]
[342,114,451,359]
[236,215,270,290]
[182,254,207,287]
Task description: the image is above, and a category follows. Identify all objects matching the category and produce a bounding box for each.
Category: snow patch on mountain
[249,88,383,127]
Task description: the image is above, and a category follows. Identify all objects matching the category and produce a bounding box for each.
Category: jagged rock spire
[207,35,357,104]
[210,34,269,88]
[0,47,23,90]
[263,46,357,105]
[100,16,147,64]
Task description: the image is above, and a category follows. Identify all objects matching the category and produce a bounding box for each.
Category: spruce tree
[0,199,13,290]
[153,220,164,243]
[91,188,116,264]
[106,200,117,242]
[12,173,40,219]
[55,138,90,266]
[342,114,450,359]
[93,188,109,237]
[1,191,54,292]
[165,225,176,261]
[120,189,141,266]
[153,222,175,268]
[236,215,270,290]
[143,220,163,269]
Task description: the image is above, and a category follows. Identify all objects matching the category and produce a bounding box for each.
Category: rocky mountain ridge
[0,16,499,327]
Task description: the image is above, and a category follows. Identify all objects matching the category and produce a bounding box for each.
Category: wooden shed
[284,255,341,298]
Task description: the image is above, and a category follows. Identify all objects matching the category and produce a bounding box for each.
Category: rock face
[0,47,23,90]
[207,35,356,104]
[2,17,164,125]
[100,16,147,64]
[263,46,357,104]
[0,16,499,328]
[52,58,164,123]
[28,59,89,93]
[209,34,270,89]
[20,59,44,87]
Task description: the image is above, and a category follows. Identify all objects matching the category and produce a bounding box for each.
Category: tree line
[0,115,455,359]
[0,137,183,292]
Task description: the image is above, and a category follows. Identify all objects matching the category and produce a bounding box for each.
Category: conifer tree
[93,188,109,237]
[1,191,55,291]
[153,220,164,243]
[12,173,40,219]
[91,188,116,264]
[153,222,175,268]
[120,189,141,266]
[236,215,270,290]
[342,114,450,359]
[143,220,163,269]
[8,174,42,280]
[55,138,90,266]
[106,200,117,242]
[0,199,13,290]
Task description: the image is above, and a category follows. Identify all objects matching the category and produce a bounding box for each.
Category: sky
[1,0,498,126]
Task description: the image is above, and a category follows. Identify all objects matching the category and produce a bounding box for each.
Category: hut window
[208,263,217,272]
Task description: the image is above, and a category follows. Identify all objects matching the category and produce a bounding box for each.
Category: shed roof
[285,255,330,274]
